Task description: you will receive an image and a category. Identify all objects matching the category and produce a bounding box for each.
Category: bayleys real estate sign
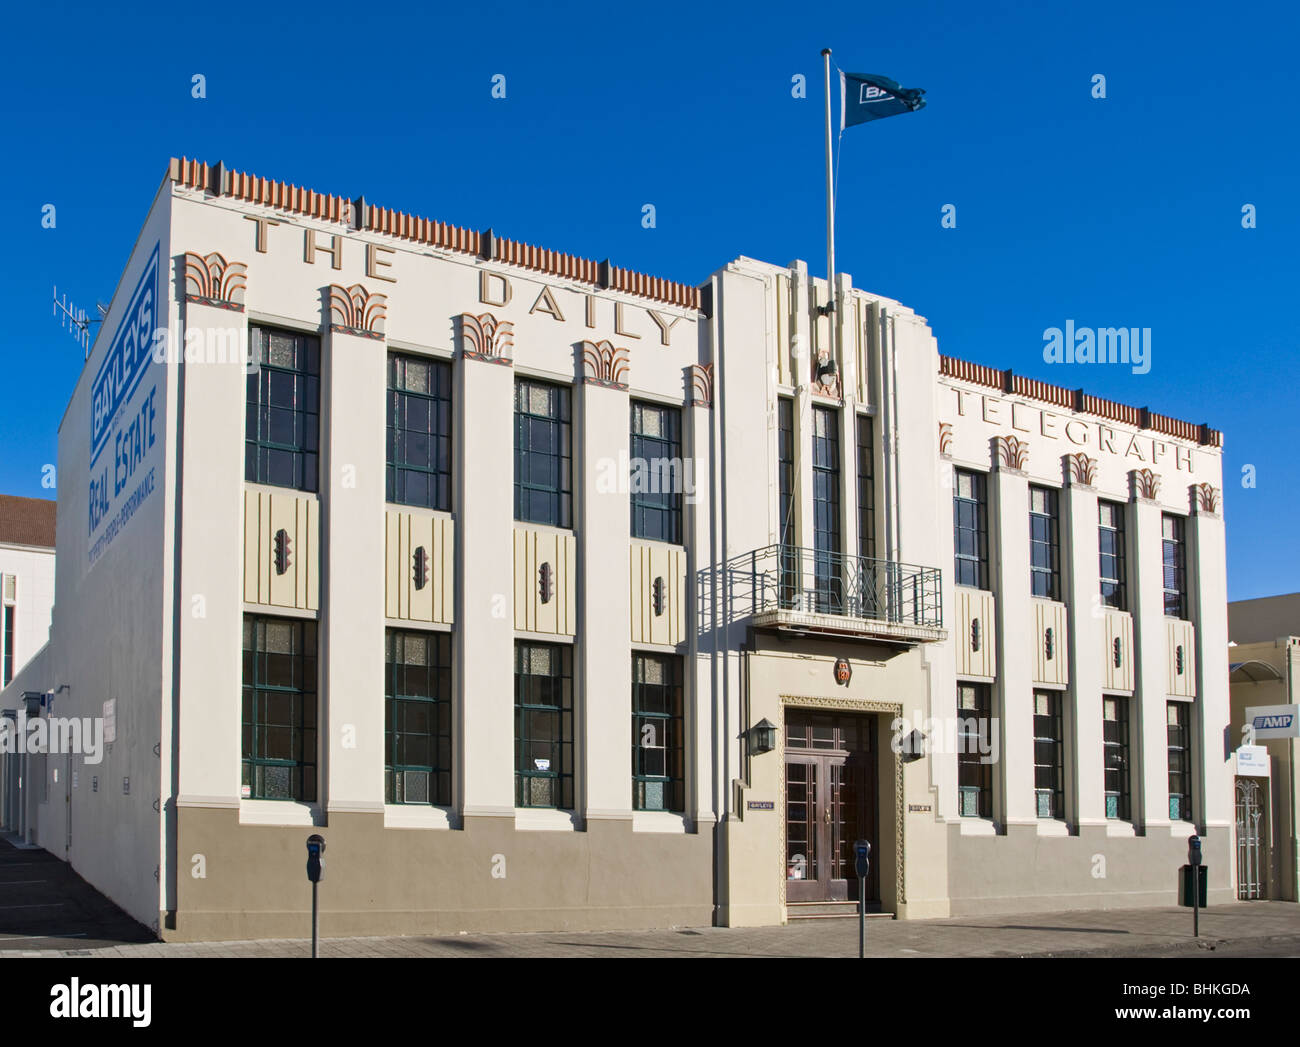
[87,243,162,567]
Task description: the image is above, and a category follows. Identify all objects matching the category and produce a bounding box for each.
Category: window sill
[514,808,579,832]
[1105,820,1137,838]
[384,804,454,830]
[957,818,997,836]
[633,811,689,834]
[239,799,322,826]
[1035,819,1070,837]
[1167,819,1198,837]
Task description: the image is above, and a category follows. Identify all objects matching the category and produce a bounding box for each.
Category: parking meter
[854,840,871,880]
[1187,834,1202,937]
[854,840,872,958]
[306,834,326,882]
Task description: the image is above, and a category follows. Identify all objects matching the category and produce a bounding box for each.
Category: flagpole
[821,48,836,353]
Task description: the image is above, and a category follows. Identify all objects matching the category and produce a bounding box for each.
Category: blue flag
[840,72,926,128]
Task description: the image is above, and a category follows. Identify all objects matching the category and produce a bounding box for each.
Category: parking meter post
[1188,835,1201,938]
[854,840,871,959]
[306,834,326,958]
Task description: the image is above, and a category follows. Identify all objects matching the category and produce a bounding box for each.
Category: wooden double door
[784,711,878,904]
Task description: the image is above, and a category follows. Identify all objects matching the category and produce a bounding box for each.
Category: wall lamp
[748,718,779,756]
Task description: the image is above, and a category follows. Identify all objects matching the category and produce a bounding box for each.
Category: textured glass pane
[1106,795,1118,818]
[528,646,553,675]
[529,385,551,414]
[263,621,294,656]
[262,765,291,799]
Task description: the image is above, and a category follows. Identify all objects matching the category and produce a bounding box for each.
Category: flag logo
[841,71,927,128]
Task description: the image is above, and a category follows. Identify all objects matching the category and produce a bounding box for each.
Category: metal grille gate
[1235,778,1266,900]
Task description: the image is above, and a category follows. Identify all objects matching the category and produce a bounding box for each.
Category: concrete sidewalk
[4,901,1297,958]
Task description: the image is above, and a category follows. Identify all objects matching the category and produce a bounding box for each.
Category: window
[1029,486,1061,600]
[957,682,992,818]
[953,470,989,589]
[1098,501,1127,611]
[777,397,797,607]
[241,616,318,801]
[1167,702,1192,821]
[514,379,572,528]
[630,401,683,543]
[387,353,452,511]
[1103,696,1130,821]
[856,414,876,561]
[2,604,13,687]
[514,641,574,809]
[1033,690,1064,819]
[811,406,841,612]
[245,326,320,492]
[385,629,453,806]
[1162,514,1188,619]
[632,653,685,812]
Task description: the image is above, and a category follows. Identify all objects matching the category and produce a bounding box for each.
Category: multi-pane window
[957,682,992,818]
[1167,702,1192,821]
[811,406,841,612]
[1103,696,1131,821]
[385,629,453,806]
[2,604,13,686]
[1162,514,1188,619]
[514,642,574,809]
[1032,690,1064,819]
[777,397,797,607]
[1098,501,1128,611]
[241,616,318,802]
[514,379,572,528]
[953,470,989,589]
[632,653,685,813]
[630,401,683,544]
[245,326,320,492]
[1029,486,1061,600]
[387,353,452,511]
[856,414,875,561]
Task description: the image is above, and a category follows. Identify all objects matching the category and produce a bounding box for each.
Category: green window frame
[629,400,683,544]
[2,605,12,687]
[957,682,992,818]
[241,615,318,801]
[1167,701,1193,821]
[856,414,876,562]
[514,641,574,809]
[387,353,453,511]
[632,653,685,812]
[953,469,989,589]
[1029,486,1061,600]
[245,326,320,492]
[811,406,841,613]
[514,378,572,528]
[1103,696,1131,821]
[385,629,453,806]
[1098,501,1128,611]
[1162,514,1188,619]
[1033,689,1065,819]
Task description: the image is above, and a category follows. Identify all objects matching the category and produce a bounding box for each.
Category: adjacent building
[0,159,1234,938]
[1227,593,1299,903]
[0,494,56,840]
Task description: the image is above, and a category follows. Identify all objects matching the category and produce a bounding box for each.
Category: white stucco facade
[0,159,1234,938]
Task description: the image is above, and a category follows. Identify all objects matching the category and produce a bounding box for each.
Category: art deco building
[0,160,1231,938]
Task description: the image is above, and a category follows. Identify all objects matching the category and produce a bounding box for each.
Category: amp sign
[87,243,162,567]
[1245,704,1300,740]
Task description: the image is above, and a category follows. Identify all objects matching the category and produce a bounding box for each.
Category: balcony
[700,544,946,645]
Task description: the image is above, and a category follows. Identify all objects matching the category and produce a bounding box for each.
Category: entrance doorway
[784,710,878,905]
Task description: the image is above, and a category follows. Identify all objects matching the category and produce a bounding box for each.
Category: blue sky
[2,0,1295,600]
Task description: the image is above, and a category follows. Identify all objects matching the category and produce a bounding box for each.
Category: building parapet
[939,354,1222,447]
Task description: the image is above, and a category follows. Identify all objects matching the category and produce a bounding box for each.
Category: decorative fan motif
[1065,453,1098,486]
[183,251,247,309]
[460,312,514,363]
[1132,468,1160,500]
[994,435,1029,471]
[688,363,714,407]
[328,283,387,338]
[580,340,630,389]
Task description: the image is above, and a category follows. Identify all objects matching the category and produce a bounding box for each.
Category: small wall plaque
[746,800,775,811]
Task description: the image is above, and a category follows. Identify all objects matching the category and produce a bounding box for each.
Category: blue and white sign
[1246,704,1299,740]
[87,243,162,567]
[1235,745,1270,777]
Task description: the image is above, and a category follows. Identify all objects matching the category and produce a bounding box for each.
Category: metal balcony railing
[701,544,943,631]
